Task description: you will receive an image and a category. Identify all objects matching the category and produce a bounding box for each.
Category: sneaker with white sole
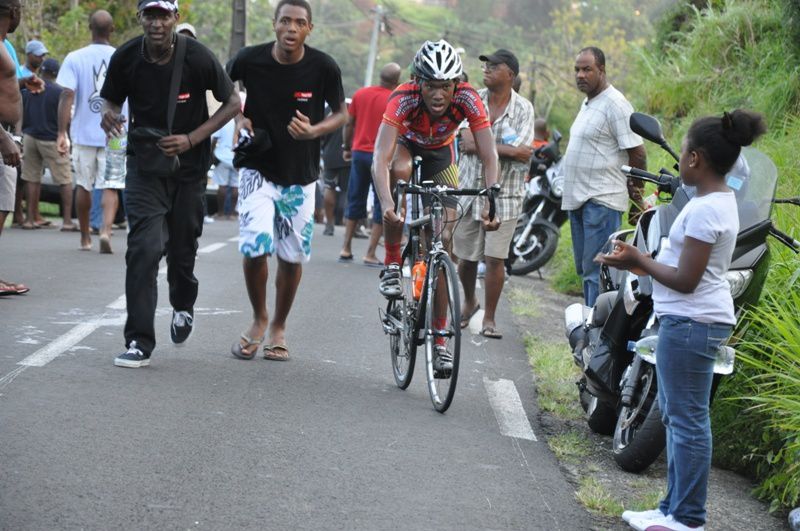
[170,310,194,345]
[114,341,150,368]
[624,509,666,531]
[641,514,704,531]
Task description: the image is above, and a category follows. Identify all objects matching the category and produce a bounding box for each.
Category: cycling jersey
[382,82,490,149]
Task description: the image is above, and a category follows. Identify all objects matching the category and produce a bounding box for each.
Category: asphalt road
[0,219,592,530]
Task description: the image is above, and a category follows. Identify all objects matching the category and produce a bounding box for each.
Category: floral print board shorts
[237,168,316,263]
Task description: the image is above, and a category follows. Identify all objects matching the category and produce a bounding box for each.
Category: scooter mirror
[630,112,666,146]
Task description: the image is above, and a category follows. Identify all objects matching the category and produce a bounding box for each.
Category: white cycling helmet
[413,39,463,81]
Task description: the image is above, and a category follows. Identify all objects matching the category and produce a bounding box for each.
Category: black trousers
[123,158,205,355]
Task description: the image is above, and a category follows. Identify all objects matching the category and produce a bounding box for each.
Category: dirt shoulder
[506,273,787,531]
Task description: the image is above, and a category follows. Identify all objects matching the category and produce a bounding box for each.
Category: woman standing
[597,109,766,531]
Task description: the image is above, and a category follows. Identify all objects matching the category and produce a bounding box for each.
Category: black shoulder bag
[128,34,187,179]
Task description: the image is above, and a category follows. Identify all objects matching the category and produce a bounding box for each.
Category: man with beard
[100,0,240,368]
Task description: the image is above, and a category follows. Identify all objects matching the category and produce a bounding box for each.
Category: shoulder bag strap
[166,33,187,134]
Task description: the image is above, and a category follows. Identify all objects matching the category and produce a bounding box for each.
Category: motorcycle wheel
[507,219,559,276]
[579,383,616,435]
[612,365,666,473]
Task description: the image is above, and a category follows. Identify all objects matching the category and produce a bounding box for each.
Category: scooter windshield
[730,147,777,231]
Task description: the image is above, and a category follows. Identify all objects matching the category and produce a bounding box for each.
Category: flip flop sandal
[460,305,481,329]
[362,259,383,268]
[60,225,79,232]
[480,326,503,339]
[34,220,52,228]
[263,344,290,361]
[338,254,354,263]
[231,334,264,360]
[0,281,29,295]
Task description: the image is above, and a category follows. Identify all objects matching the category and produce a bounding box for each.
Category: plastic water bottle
[104,124,127,185]
[500,123,519,144]
[412,260,427,300]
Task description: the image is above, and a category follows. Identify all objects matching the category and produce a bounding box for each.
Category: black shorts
[323,166,350,192]
[396,138,459,209]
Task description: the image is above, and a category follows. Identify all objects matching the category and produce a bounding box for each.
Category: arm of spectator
[100,99,125,138]
[496,142,533,163]
[288,100,347,141]
[0,128,21,167]
[56,88,75,157]
[342,113,355,161]
[159,89,241,157]
[460,127,476,154]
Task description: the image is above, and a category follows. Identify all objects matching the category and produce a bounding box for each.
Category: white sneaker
[623,509,665,531]
[639,514,704,531]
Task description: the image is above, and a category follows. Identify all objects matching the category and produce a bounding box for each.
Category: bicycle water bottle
[412,261,427,300]
[104,123,127,185]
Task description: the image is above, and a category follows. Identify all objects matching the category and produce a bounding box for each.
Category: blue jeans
[656,315,732,526]
[345,150,381,224]
[90,187,103,230]
[568,200,621,306]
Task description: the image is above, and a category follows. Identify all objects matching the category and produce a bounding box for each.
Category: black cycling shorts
[396,138,459,209]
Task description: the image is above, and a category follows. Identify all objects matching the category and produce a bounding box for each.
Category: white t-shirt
[562,85,643,212]
[653,191,739,324]
[56,43,117,148]
[211,119,235,167]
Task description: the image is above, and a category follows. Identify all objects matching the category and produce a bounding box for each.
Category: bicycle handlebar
[394,180,500,221]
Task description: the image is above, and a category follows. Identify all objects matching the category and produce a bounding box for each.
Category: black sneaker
[114,341,150,368]
[379,264,402,299]
[171,309,194,345]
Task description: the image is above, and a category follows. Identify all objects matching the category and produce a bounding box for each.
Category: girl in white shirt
[597,109,766,531]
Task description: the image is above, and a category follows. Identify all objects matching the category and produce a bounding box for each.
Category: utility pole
[229,0,247,60]
[363,5,385,87]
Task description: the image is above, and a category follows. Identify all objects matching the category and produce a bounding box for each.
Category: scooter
[507,132,568,275]
[563,112,800,472]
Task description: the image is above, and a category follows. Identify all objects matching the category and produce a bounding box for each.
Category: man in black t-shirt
[226,0,346,361]
[100,0,240,369]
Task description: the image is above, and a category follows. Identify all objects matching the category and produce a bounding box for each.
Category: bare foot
[80,234,92,251]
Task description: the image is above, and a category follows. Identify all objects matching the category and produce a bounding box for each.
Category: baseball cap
[40,58,59,75]
[137,0,179,12]
[479,49,519,76]
[175,22,197,38]
[25,40,48,57]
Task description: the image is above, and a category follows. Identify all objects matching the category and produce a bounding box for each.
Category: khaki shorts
[453,211,517,261]
[0,162,15,212]
[73,144,124,190]
[21,135,72,185]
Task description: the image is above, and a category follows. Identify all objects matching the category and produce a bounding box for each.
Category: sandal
[460,305,480,329]
[231,333,264,360]
[263,344,290,361]
[480,326,503,340]
[0,280,29,295]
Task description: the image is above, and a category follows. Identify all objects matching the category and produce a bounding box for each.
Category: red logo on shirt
[177,93,191,102]
[294,91,313,102]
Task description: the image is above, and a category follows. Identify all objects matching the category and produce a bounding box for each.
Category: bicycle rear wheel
[388,255,419,389]
[424,254,461,413]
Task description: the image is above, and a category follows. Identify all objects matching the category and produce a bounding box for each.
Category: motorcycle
[563,112,800,473]
[507,131,569,275]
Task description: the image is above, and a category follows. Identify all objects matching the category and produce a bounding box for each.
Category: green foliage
[549,222,582,296]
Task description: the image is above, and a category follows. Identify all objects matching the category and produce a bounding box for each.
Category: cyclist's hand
[383,206,405,229]
[481,207,500,232]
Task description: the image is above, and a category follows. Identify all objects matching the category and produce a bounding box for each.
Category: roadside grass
[507,286,541,319]
[523,336,583,421]
[576,476,625,517]
[548,430,592,462]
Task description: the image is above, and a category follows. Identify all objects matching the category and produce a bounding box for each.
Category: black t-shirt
[22,80,62,141]
[100,35,234,180]
[227,42,345,186]
[321,107,349,171]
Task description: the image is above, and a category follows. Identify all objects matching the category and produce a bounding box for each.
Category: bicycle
[380,156,498,413]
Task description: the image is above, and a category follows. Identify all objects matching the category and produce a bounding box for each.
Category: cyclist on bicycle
[372,39,500,372]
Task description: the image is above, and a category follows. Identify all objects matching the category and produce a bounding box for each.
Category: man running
[371,39,500,372]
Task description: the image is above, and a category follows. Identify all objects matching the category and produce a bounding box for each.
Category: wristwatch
[341,144,351,150]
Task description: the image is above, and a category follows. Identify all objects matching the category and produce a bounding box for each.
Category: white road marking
[198,242,227,254]
[484,377,537,441]
[107,294,126,310]
[18,321,104,367]
[227,236,239,243]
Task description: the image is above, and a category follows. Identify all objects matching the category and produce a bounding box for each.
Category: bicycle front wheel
[388,256,419,389]
[424,254,461,413]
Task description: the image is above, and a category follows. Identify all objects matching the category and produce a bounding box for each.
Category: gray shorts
[212,162,239,187]
[453,209,516,261]
[0,161,16,212]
